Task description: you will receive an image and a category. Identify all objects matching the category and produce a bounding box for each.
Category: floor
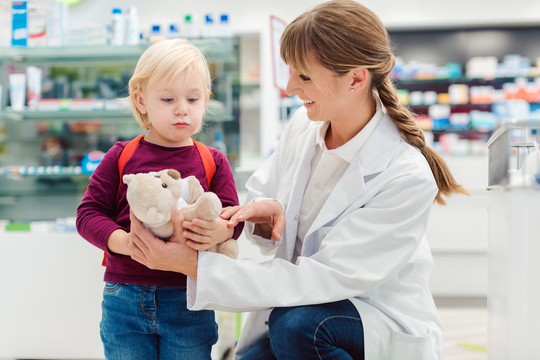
[437,297,488,360]
[1,301,489,360]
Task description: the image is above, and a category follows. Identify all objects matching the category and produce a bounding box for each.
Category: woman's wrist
[184,251,199,278]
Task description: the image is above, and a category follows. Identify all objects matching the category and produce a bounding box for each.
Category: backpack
[102,134,217,266]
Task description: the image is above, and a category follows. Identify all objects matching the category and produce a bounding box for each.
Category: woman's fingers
[271,215,286,242]
[220,205,240,220]
[169,208,186,244]
[129,211,150,251]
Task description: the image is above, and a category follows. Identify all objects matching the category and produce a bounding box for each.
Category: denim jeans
[240,300,364,360]
[100,282,217,360]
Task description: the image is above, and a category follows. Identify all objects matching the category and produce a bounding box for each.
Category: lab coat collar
[357,112,402,177]
[314,95,385,164]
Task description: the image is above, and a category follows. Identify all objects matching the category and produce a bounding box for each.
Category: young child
[76,39,242,359]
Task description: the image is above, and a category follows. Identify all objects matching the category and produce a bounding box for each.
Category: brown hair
[280,0,468,204]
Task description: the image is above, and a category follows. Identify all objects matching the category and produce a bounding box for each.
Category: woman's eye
[299,74,311,81]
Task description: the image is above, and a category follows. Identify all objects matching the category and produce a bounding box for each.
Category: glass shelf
[0,38,237,64]
[0,105,233,122]
[393,76,537,84]
[0,109,132,121]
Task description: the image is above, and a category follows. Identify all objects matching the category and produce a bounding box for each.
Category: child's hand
[182,216,234,251]
[107,229,131,256]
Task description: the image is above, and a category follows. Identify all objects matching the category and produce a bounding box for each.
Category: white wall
[68,0,540,33]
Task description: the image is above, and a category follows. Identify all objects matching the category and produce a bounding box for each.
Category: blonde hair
[128,39,212,130]
[280,0,468,204]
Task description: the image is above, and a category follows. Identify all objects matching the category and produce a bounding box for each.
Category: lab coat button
[294,215,298,221]
[265,321,269,325]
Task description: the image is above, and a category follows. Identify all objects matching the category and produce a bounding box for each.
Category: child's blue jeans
[240,299,364,360]
[100,282,217,360]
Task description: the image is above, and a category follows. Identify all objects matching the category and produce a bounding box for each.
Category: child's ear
[133,92,147,114]
[203,89,210,108]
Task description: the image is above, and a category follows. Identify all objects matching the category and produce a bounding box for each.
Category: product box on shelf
[27,1,47,47]
[0,2,10,47]
[46,1,68,47]
[11,1,28,47]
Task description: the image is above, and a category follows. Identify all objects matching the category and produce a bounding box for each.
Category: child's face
[134,71,209,147]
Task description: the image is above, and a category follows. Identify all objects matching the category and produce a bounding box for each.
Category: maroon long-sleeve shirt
[76,138,243,287]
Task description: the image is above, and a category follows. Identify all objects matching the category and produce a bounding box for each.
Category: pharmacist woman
[128,1,468,359]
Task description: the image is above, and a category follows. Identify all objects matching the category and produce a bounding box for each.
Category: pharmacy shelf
[394,76,538,84]
[0,38,237,64]
[0,105,234,122]
[0,109,132,121]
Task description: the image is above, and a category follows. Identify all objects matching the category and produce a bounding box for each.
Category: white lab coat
[188,106,443,360]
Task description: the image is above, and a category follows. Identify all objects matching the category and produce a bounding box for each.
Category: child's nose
[174,100,188,116]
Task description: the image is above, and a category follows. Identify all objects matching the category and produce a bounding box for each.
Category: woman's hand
[128,208,199,278]
[221,200,285,241]
[182,216,234,251]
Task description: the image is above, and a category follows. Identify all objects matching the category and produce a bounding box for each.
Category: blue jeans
[100,282,217,360]
[241,300,364,360]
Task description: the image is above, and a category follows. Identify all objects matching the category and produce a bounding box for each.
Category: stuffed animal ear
[123,174,134,184]
[167,169,181,180]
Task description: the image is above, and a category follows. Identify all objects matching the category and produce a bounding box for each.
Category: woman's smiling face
[285,61,352,123]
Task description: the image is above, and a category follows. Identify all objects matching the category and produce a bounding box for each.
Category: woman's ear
[133,91,147,114]
[349,68,370,92]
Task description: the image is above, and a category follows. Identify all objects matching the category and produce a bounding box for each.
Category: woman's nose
[285,77,298,97]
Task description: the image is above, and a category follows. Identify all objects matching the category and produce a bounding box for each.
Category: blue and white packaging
[81,151,105,174]
[11,1,28,47]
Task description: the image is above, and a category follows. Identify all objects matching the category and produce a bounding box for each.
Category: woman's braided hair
[280,0,468,204]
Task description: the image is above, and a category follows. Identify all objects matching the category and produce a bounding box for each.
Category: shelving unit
[0,39,238,222]
[393,75,540,155]
[389,26,540,158]
[387,25,540,298]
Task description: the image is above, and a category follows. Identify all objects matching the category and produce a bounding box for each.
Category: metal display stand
[487,120,540,360]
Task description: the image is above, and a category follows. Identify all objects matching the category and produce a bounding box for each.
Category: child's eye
[161,98,174,103]
[299,74,311,81]
[187,97,199,103]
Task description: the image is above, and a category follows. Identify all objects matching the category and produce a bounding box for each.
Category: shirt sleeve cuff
[187,251,208,310]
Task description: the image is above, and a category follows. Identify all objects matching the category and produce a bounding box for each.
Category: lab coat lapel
[278,123,319,261]
[305,158,366,236]
[305,114,401,239]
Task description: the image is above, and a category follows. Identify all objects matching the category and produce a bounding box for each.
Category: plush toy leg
[215,239,239,259]
[180,192,222,222]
